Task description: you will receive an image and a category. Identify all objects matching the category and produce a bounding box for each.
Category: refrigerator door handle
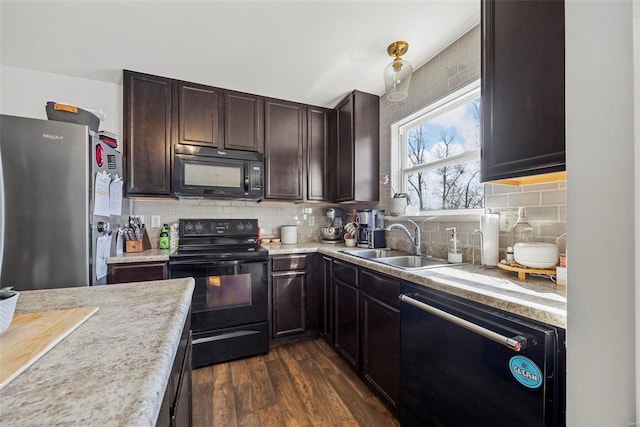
[0,148,4,280]
[399,294,527,352]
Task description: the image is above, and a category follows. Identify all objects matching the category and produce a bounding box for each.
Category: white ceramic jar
[281,225,298,245]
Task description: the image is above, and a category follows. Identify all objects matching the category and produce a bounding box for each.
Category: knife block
[125,227,152,253]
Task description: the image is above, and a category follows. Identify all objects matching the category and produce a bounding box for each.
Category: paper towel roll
[480,214,500,267]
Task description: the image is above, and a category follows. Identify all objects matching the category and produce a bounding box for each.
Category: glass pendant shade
[384,57,413,102]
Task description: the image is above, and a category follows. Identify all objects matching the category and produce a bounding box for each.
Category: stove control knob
[195,222,204,233]
[245,223,254,231]
[184,222,194,233]
[237,223,245,231]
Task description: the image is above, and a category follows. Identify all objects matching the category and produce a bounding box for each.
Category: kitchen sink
[340,248,408,259]
[371,255,450,270]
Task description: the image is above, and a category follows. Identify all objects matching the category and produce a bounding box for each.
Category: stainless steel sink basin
[340,248,408,259]
[372,255,450,270]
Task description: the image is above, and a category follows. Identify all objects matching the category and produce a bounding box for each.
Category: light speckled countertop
[267,243,567,329]
[107,248,172,264]
[106,242,566,328]
[0,278,194,427]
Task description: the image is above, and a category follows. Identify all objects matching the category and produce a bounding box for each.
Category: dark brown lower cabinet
[107,261,169,284]
[334,278,359,370]
[270,254,321,347]
[360,268,400,408]
[157,311,192,427]
[272,271,307,337]
[320,256,333,344]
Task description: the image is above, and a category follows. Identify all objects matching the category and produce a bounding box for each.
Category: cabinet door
[334,279,359,369]
[176,81,223,148]
[272,271,307,338]
[307,107,330,201]
[361,294,400,408]
[224,90,263,152]
[321,256,333,343]
[264,99,305,200]
[481,0,565,182]
[335,95,354,202]
[107,262,168,284]
[123,71,172,196]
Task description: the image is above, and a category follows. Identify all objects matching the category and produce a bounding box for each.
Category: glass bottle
[159,224,170,249]
[511,207,533,245]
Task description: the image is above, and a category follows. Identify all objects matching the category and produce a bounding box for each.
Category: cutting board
[0,306,98,391]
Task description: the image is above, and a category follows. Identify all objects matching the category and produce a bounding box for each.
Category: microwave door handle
[244,176,250,192]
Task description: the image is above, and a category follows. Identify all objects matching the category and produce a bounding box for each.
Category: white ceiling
[0,1,480,108]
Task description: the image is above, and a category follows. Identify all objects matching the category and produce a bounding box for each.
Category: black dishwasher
[400,281,565,427]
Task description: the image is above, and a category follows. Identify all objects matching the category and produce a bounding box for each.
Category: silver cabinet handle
[399,294,527,352]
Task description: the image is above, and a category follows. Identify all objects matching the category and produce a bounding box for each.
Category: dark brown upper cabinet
[176,81,224,148]
[224,90,263,152]
[306,107,333,202]
[335,90,380,202]
[123,70,173,196]
[264,98,306,200]
[481,0,565,183]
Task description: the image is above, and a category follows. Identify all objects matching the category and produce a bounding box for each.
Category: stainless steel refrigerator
[0,114,127,290]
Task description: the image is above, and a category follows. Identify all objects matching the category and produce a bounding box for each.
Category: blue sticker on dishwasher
[509,356,543,389]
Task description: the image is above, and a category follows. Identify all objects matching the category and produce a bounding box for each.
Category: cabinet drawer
[333,260,358,288]
[272,254,307,272]
[360,269,400,309]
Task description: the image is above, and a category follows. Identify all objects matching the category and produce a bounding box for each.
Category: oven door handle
[399,294,529,352]
[169,259,244,268]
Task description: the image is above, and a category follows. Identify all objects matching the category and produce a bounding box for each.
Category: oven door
[169,259,268,332]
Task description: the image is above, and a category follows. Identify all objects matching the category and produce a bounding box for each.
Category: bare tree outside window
[400,90,484,211]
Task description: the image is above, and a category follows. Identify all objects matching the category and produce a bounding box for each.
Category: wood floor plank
[277,347,337,426]
[193,338,398,427]
[192,381,214,426]
[265,357,314,427]
[327,372,387,427]
[248,355,277,410]
[192,364,214,386]
[287,340,312,361]
[258,404,284,427]
[212,376,238,427]
[298,357,354,424]
[365,395,401,427]
[230,357,252,386]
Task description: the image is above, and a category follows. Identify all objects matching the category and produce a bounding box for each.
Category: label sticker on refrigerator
[509,356,543,389]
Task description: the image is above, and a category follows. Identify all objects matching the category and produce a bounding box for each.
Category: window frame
[389,80,484,218]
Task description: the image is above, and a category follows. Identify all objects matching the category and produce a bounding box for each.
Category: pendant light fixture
[383,41,413,102]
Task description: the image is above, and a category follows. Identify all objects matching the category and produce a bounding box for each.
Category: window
[390,80,483,214]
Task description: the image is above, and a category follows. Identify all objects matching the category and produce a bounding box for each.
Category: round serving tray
[496,261,556,281]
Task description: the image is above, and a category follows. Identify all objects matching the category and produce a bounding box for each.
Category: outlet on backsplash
[499,210,518,232]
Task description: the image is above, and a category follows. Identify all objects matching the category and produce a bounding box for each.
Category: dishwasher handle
[399,294,528,352]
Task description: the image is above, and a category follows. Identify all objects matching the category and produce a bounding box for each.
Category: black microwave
[173,145,264,200]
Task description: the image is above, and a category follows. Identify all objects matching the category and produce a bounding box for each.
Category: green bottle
[159,224,170,249]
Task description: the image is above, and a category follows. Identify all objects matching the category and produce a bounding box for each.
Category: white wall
[566,1,637,425]
[0,65,122,135]
[634,0,640,422]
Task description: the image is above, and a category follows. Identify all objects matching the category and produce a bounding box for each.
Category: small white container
[344,238,356,247]
[0,292,19,335]
[514,242,559,269]
[281,225,298,245]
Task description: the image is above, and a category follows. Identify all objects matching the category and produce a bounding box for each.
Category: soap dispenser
[446,227,463,263]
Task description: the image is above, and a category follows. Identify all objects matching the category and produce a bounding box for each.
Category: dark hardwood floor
[192,338,400,426]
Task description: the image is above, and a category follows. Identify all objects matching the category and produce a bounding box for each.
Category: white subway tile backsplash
[485,194,509,208]
[508,192,541,207]
[541,189,567,205]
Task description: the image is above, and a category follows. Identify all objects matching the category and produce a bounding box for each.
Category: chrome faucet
[386,220,422,255]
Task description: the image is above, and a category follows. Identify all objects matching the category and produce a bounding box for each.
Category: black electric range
[169,219,269,367]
